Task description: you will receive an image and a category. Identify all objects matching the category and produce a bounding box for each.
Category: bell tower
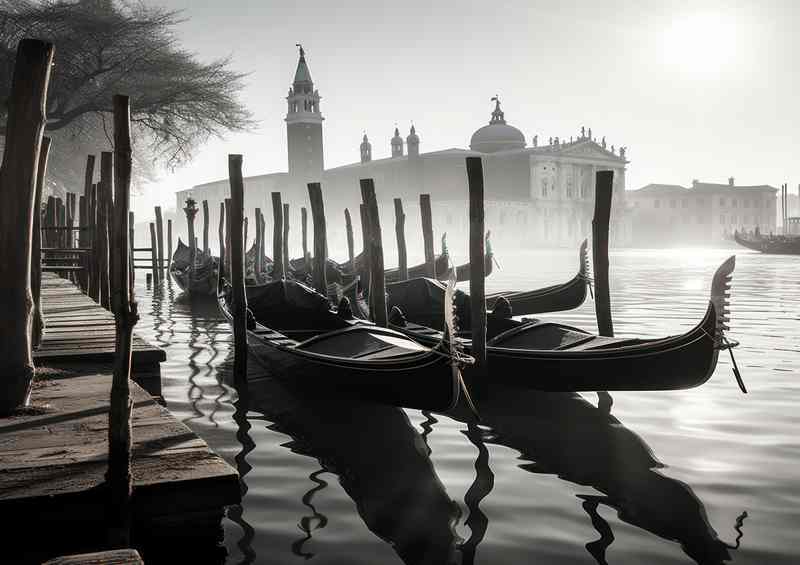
[286,44,324,191]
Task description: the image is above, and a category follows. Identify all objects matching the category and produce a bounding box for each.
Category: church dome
[469,97,526,153]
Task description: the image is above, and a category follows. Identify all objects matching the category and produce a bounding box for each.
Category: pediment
[559,141,625,161]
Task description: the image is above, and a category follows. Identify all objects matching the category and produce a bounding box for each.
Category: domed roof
[469,97,526,153]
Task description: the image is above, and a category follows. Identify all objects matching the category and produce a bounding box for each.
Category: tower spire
[286,44,324,189]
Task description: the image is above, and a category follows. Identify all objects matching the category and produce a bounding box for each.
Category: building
[177,47,632,252]
[627,178,778,245]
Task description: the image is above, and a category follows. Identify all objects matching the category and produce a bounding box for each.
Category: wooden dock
[0,275,241,564]
[35,273,165,396]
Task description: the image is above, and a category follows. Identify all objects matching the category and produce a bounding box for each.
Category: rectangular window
[732,199,738,208]
[720,198,725,206]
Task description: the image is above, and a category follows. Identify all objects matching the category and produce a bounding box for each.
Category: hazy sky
[134,0,800,217]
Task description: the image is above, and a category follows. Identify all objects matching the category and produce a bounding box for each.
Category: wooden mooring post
[271,192,284,280]
[224,198,232,275]
[254,207,262,276]
[66,192,76,250]
[344,208,355,272]
[148,223,159,284]
[218,201,226,269]
[99,151,113,308]
[307,183,328,295]
[283,202,290,277]
[202,199,210,255]
[359,203,371,310]
[466,157,487,397]
[184,198,198,286]
[166,218,172,272]
[592,170,614,338]
[155,206,165,280]
[88,183,99,301]
[301,206,310,271]
[229,155,248,384]
[108,93,137,547]
[394,198,408,281]
[80,154,95,250]
[420,193,436,278]
[128,212,135,286]
[32,136,52,349]
[78,195,87,290]
[361,179,387,327]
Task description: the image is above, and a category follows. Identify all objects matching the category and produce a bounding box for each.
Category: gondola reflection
[448,385,746,565]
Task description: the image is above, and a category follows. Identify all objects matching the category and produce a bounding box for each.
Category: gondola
[734,230,800,255]
[387,256,739,392]
[217,263,464,411]
[379,239,588,330]
[169,238,218,295]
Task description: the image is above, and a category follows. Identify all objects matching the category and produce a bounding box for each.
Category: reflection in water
[228,384,257,565]
[460,423,495,565]
[290,468,330,559]
[449,387,746,565]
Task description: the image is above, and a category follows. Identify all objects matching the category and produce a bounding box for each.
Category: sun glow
[661,12,739,75]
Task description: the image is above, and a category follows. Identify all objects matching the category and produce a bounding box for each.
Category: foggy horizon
[133,0,800,217]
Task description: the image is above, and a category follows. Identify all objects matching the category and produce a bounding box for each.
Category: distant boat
[734,230,800,255]
[388,256,739,392]
[169,238,218,295]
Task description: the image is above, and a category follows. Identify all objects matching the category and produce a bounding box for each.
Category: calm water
[135,247,800,565]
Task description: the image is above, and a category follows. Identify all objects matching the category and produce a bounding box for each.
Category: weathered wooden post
[228,155,248,383]
[32,136,51,349]
[183,198,198,288]
[420,193,436,278]
[56,197,65,250]
[225,197,232,275]
[271,192,284,280]
[301,206,310,271]
[155,206,165,279]
[80,155,95,250]
[0,38,53,415]
[202,199,210,255]
[149,222,159,283]
[45,196,55,248]
[283,202,290,275]
[254,207,262,276]
[243,216,248,253]
[260,211,266,266]
[78,195,88,290]
[466,157,487,396]
[359,203,371,309]
[89,183,100,301]
[218,201,226,267]
[166,218,172,272]
[98,151,113,308]
[592,170,614,337]
[361,179,388,327]
[129,212,135,287]
[344,208,355,272]
[394,198,408,281]
[307,183,328,294]
[107,93,137,547]
[66,192,75,250]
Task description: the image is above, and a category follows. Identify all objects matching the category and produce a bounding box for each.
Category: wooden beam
[301,206,310,272]
[592,170,614,337]
[98,152,113,306]
[283,202,290,277]
[228,155,248,385]
[466,157,487,394]
[420,193,436,278]
[361,179,387,326]
[394,198,408,281]
[344,208,355,273]
[271,192,284,280]
[307,183,328,294]
[202,199,210,255]
[218,201,226,270]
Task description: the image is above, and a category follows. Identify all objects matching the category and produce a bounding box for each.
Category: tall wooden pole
[45,196,55,248]
[283,202,290,276]
[149,223,159,283]
[420,193,436,278]
[308,183,328,294]
[55,197,64,250]
[271,192,284,280]
[108,93,137,547]
[98,151,113,308]
[184,199,198,287]
[254,207,262,276]
[65,192,75,250]
[166,218,172,272]
[394,198,408,281]
[301,206,310,271]
[80,155,95,250]
[465,157,487,396]
[228,155,248,383]
[592,170,614,337]
[260,211,266,265]
[155,206,164,279]
[0,38,56,412]
[344,208,355,272]
[202,199,210,255]
[361,179,387,326]
[78,195,87,290]
[129,212,135,287]
[32,136,51,349]
[218,202,226,266]
[225,198,232,276]
[359,203,371,310]
[243,217,248,254]
[89,183,99,301]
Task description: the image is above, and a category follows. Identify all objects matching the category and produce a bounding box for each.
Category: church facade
[176,47,632,252]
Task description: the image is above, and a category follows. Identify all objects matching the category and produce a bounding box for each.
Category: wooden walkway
[1,370,240,563]
[35,273,165,396]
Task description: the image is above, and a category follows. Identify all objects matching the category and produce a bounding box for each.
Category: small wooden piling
[108,93,137,547]
[80,155,95,250]
[98,152,113,308]
[78,195,87,290]
[184,199,198,287]
[228,155,248,383]
[271,192,284,280]
[466,157,487,394]
[359,203,371,309]
[361,179,387,326]
[56,197,65,249]
[45,196,55,248]
[301,206,310,271]
[129,212,135,287]
[243,216,248,252]
[32,136,52,349]
[66,192,76,249]
[155,206,165,279]
[202,199,210,255]
[344,208,355,272]
[224,198,232,275]
[254,207,262,276]
[166,218,172,272]
[260,211,266,266]
[592,170,614,337]
[420,193,436,278]
[307,183,328,294]
[283,202,290,276]
[89,183,99,302]
[148,223,159,283]
[218,202,226,268]
[394,198,408,281]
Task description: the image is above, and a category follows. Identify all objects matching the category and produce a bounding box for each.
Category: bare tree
[0,0,253,189]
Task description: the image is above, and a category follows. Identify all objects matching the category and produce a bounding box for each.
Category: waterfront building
[627,178,778,245]
[177,46,632,252]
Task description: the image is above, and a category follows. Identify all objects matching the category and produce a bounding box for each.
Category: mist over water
[135,247,799,564]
